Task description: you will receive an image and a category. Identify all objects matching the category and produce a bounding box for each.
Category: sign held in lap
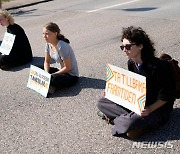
[27,65,51,97]
[105,64,146,115]
[0,32,15,55]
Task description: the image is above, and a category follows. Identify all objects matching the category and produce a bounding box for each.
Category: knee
[97,97,106,110]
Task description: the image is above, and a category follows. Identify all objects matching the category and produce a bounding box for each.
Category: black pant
[0,53,32,69]
[47,67,78,89]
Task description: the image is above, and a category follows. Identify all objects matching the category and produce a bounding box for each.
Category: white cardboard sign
[27,65,51,97]
[105,64,146,115]
[0,32,16,55]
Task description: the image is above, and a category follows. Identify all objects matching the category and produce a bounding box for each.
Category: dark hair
[121,26,156,62]
[44,22,70,44]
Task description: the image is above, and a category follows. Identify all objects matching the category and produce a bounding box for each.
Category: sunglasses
[120,43,136,51]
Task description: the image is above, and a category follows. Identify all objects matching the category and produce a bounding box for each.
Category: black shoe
[48,86,56,94]
[0,65,12,70]
[127,128,151,139]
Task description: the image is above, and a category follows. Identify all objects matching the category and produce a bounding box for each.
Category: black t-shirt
[7,23,32,60]
[128,57,176,113]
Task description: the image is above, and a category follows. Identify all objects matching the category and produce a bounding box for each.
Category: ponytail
[57,34,70,44]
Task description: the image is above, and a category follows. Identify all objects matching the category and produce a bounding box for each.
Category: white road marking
[87,0,141,13]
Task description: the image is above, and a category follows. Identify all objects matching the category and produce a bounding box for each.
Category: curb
[4,0,53,10]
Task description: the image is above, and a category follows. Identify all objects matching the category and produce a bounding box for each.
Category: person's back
[7,23,33,63]
[0,10,33,70]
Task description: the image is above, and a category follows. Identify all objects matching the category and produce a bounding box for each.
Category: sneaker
[97,111,106,119]
[48,86,56,94]
[97,111,114,124]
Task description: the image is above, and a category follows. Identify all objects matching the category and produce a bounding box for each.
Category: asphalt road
[0,0,180,153]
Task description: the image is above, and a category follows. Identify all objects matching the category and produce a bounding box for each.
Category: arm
[44,52,51,72]
[141,60,174,117]
[141,100,167,117]
[52,57,72,75]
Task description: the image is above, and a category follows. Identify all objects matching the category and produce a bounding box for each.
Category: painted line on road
[87,0,141,13]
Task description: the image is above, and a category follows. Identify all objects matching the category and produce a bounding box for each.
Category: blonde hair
[0,10,14,25]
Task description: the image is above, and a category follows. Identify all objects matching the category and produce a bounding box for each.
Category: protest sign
[27,65,51,97]
[0,32,15,55]
[105,64,146,115]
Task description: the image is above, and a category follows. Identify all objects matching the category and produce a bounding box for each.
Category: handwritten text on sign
[0,32,15,55]
[105,64,146,115]
[27,65,51,97]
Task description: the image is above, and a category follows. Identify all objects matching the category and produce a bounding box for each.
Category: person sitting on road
[42,22,79,93]
[96,26,176,139]
[0,10,33,70]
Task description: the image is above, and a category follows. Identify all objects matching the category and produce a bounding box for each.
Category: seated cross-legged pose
[0,10,33,70]
[97,26,176,139]
[42,22,79,93]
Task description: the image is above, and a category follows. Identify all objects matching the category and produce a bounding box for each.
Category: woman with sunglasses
[42,22,79,94]
[97,26,176,139]
[0,10,33,70]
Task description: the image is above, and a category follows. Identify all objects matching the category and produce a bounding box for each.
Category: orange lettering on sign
[112,71,146,93]
[107,83,136,104]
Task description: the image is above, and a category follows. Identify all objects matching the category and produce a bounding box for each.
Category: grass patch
[2,0,11,2]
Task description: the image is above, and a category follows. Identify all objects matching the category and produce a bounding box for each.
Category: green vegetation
[2,0,11,2]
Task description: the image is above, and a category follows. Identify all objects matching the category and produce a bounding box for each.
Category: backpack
[159,53,180,99]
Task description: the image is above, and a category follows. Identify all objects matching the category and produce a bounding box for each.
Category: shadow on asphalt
[129,108,180,142]
[122,7,157,12]
[31,56,45,66]
[49,76,105,98]
[10,9,38,16]
[7,0,54,11]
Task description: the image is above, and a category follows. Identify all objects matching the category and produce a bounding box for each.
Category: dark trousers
[97,97,171,136]
[48,67,78,89]
[0,53,32,69]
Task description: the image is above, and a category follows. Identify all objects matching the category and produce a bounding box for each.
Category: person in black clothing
[0,10,33,70]
[97,26,176,139]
